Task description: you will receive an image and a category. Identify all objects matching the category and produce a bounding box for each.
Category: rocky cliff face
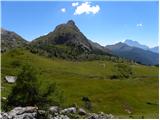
[1,28,28,52]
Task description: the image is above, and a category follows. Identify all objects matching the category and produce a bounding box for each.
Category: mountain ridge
[106,42,159,65]
[1,28,28,52]
[1,20,159,65]
[124,39,159,53]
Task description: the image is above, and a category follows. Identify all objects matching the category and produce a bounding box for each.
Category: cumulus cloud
[74,2,100,15]
[72,2,79,7]
[61,8,66,13]
[136,23,143,27]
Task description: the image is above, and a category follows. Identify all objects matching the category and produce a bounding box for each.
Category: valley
[1,48,159,118]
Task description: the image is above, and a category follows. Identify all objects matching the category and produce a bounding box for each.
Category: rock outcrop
[1,106,115,119]
[1,106,38,119]
[5,76,17,83]
[1,28,28,52]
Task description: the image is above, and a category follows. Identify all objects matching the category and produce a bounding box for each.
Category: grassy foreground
[1,49,159,118]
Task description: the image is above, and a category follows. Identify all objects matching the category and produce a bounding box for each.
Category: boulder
[54,114,70,119]
[37,110,46,118]
[78,108,86,115]
[105,113,114,119]
[38,110,46,115]
[49,106,59,114]
[8,106,38,119]
[88,113,99,119]
[87,112,114,119]
[9,106,37,115]
[5,76,17,83]
[1,112,11,119]
[60,107,76,114]
[13,112,37,119]
[2,97,7,100]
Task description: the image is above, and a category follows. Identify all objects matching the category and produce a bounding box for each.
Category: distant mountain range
[149,46,159,53]
[1,20,159,65]
[106,42,159,65]
[124,39,159,53]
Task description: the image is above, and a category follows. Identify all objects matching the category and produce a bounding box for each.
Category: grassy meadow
[1,49,159,118]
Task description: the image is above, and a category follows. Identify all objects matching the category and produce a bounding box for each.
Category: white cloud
[74,2,100,15]
[61,8,66,13]
[136,23,143,27]
[72,2,79,7]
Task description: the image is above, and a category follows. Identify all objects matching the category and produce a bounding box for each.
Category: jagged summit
[53,20,80,35]
[67,20,75,26]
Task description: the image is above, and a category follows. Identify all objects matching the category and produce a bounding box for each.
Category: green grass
[1,49,159,118]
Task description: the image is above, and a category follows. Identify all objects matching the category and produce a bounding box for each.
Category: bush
[82,96,92,110]
[5,64,63,111]
[110,63,132,79]
[11,59,21,67]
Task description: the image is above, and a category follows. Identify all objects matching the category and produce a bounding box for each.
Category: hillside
[1,48,159,118]
[1,28,28,52]
[29,20,111,59]
[106,42,159,65]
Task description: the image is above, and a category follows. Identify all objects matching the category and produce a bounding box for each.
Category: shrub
[110,63,132,79]
[82,96,92,110]
[5,64,63,111]
[11,59,21,67]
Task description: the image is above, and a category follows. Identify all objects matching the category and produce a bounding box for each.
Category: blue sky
[1,1,158,47]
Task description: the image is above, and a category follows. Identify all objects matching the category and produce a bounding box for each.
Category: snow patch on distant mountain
[124,39,159,53]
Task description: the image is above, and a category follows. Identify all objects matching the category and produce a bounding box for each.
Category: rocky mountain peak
[67,20,75,26]
[1,28,28,52]
[30,20,111,59]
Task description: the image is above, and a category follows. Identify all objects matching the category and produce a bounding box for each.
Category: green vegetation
[1,48,159,118]
[4,64,63,111]
[110,63,132,79]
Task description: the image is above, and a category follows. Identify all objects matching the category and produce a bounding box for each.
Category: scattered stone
[1,106,114,119]
[5,76,17,83]
[13,112,37,119]
[37,110,46,116]
[2,97,7,100]
[54,114,70,119]
[125,109,132,114]
[37,110,47,119]
[60,107,76,114]
[7,106,38,119]
[87,112,114,119]
[54,112,58,116]
[49,106,59,114]
[78,108,86,115]
[9,106,37,115]
[107,113,114,119]
[88,113,99,119]
[47,114,53,119]
[1,112,10,119]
